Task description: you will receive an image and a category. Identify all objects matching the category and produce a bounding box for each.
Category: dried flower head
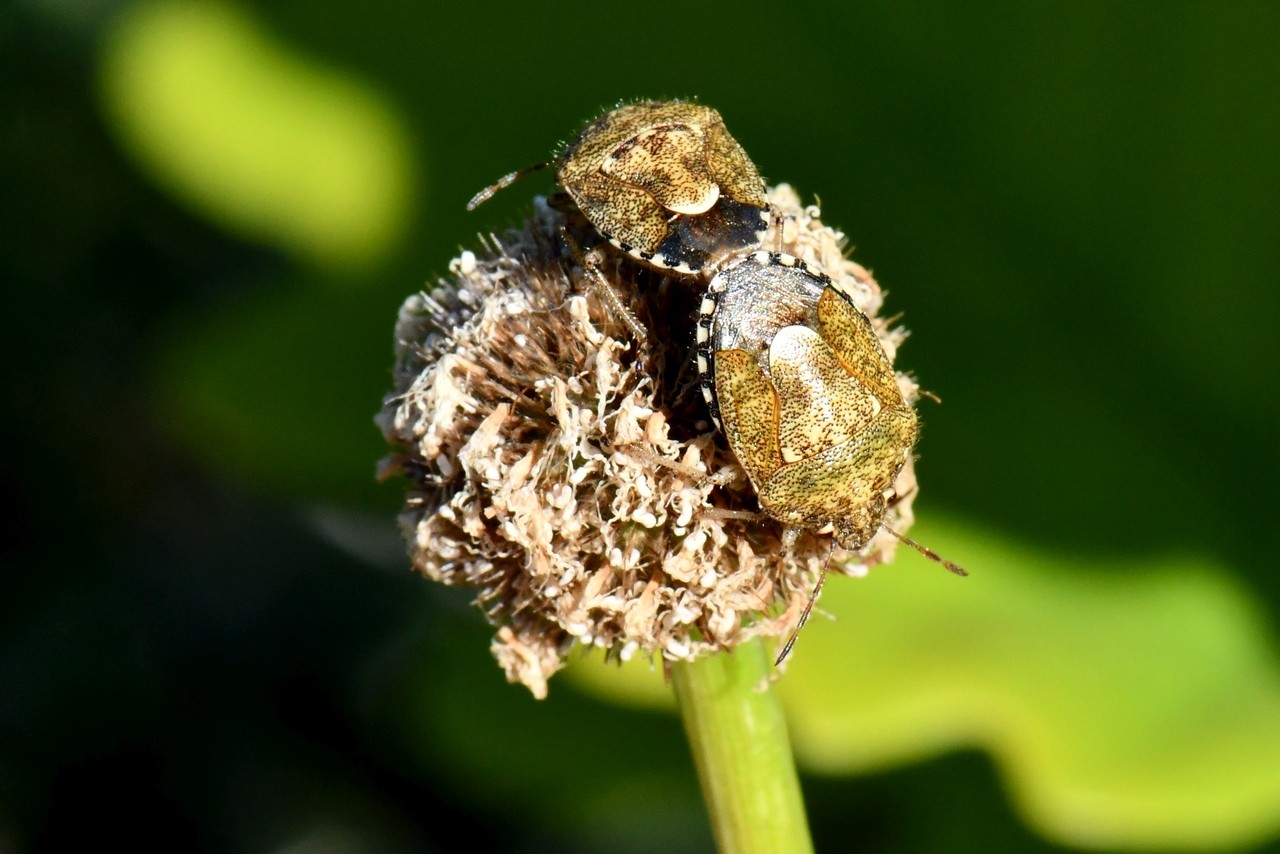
[377,185,919,697]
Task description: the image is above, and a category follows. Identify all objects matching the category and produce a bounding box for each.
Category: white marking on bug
[668,183,720,215]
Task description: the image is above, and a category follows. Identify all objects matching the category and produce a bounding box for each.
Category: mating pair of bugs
[469,101,965,661]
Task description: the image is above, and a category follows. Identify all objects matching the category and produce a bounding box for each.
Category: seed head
[377,186,918,697]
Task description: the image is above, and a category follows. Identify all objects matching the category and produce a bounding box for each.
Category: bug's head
[831,493,889,553]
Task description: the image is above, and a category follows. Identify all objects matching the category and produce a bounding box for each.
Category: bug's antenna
[466,162,551,211]
[775,535,836,666]
[775,527,968,666]
[774,564,827,665]
[883,526,969,576]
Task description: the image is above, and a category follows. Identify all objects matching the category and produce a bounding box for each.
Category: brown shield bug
[696,251,967,661]
[469,100,770,275]
[467,101,771,341]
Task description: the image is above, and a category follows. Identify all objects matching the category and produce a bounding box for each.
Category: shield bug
[696,251,967,660]
[469,101,770,275]
[468,102,772,341]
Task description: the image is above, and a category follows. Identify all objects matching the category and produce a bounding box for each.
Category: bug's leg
[562,230,648,343]
[771,207,785,253]
[616,443,740,487]
[702,507,765,523]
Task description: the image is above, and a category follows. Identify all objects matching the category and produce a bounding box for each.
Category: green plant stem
[670,638,813,854]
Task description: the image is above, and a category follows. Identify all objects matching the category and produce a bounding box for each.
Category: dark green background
[5,1,1279,851]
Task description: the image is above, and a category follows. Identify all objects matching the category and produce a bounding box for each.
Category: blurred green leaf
[153,279,397,503]
[98,0,414,270]
[567,517,1280,851]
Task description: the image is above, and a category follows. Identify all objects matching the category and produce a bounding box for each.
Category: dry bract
[377,185,918,697]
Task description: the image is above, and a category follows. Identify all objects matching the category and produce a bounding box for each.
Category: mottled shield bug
[698,251,916,548]
[554,100,771,274]
[469,100,771,275]
[696,250,966,660]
